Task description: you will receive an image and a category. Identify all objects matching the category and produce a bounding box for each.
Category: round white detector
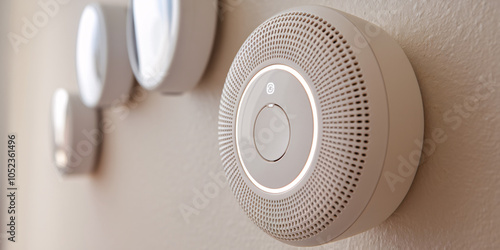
[127,0,217,93]
[76,3,134,108]
[51,88,99,175]
[219,6,425,246]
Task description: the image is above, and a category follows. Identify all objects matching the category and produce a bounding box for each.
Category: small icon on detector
[266,82,275,95]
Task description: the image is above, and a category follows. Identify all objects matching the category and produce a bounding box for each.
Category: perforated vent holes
[219,11,370,242]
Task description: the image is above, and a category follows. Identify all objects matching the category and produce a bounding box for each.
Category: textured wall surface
[1,0,499,249]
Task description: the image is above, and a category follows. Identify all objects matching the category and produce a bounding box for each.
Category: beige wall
[1,0,499,249]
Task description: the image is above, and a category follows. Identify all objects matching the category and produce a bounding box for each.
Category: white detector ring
[235,65,319,194]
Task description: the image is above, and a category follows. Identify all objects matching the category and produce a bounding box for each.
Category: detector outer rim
[51,89,99,175]
[331,10,425,244]
[126,0,217,93]
[76,3,134,108]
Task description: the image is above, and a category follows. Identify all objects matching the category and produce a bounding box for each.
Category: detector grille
[219,11,370,242]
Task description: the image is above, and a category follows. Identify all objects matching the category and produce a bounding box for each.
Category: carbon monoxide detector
[218,5,424,246]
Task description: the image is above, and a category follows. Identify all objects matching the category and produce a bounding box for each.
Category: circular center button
[253,104,291,162]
